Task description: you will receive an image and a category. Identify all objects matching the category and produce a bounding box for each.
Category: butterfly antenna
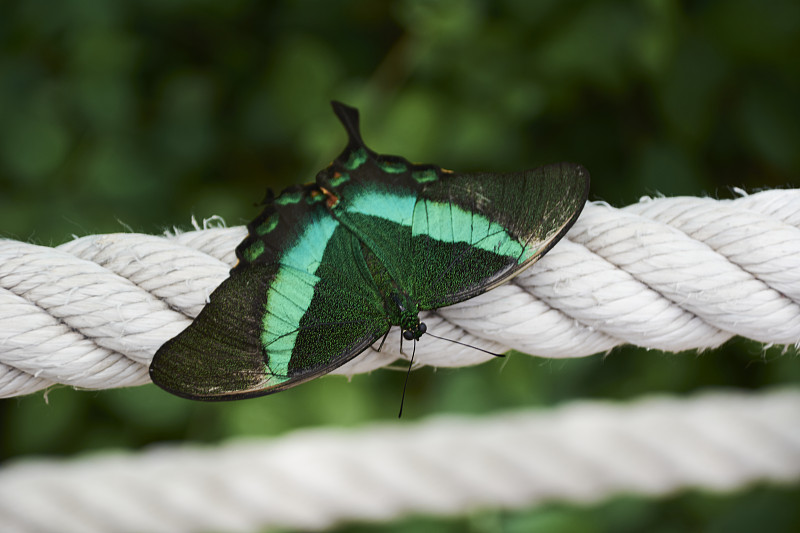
[398,340,416,418]
[425,332,505,358]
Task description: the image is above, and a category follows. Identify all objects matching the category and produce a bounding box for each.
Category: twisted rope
[1,189,799,397]
[1,389,798,533]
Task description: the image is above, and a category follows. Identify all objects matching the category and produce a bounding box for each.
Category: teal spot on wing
[261,215,339,381]
[330,172,350,186]
[412,169,438,183]
[378,160,407,174]
[343,148,368,170]
[306,192,326,204]
[256,213,279,235]
[244,241,265,262]
[275,190,303,205]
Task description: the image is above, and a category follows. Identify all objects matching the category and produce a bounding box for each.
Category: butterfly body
[150,102,589,400]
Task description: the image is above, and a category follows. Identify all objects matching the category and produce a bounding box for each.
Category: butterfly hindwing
[319,103,589,311]
[150,186,390,400]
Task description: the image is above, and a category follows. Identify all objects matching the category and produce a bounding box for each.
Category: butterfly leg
[374,329,391,352]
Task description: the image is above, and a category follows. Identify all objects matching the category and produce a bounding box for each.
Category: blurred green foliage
[1,0,799,532]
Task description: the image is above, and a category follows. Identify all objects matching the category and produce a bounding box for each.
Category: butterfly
[149,102,589,400]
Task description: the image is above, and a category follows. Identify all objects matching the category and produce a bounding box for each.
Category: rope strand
[1,389,798,533]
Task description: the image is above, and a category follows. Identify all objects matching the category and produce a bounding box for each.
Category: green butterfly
[150,102,589,400]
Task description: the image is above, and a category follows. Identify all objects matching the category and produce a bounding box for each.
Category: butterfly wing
[320,103,589,311]
[409,163,589,308]
[150,185,390,400]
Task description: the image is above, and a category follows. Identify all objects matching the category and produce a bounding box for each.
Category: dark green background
[1,1,799,532]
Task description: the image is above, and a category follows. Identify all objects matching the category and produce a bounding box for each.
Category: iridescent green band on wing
[346,188,535,262]
[261,215,340,383]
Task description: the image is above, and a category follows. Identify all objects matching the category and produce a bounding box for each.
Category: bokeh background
[1,0,799,531]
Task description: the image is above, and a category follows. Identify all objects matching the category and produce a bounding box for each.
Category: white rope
[1,388,798,533]
[1,189,799,397]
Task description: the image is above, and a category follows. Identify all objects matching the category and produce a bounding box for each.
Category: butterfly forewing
[150,186,390,400]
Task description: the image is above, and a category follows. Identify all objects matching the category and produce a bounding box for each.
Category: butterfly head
[401,315,427,341]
